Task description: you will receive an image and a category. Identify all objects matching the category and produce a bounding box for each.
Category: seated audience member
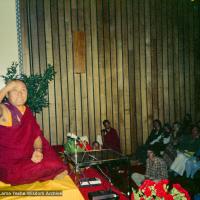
[162,122,182,168]
[170,125,200,176]
[182,113,192,135]
[172,121,183,140]
[131,146,168,186]
[134,119,163,163]
[92,141,101,150]
[196,120,200,129]
[185,148,200,179]
[161,123,173,149]
[101,120,121,152]
[145,119,163,146]
[0,80,67,185]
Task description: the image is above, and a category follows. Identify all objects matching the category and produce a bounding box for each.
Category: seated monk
[101,120,121,152]
[0,80,67,185]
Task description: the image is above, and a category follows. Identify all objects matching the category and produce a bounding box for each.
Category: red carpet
[70,167,128,200]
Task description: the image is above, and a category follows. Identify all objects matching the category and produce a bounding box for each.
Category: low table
[64,149,129,170]
[64,149,131,197]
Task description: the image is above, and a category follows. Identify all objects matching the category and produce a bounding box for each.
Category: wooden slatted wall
[20,0,200,154]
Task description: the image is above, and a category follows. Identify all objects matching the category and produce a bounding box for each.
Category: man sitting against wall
[101,119,121,152]
[0,80,67,185]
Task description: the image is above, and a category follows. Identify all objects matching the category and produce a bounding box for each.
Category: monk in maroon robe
[101,120,121,152]
[0,80,67,185]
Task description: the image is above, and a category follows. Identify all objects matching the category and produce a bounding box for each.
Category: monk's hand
[31,150,43,163]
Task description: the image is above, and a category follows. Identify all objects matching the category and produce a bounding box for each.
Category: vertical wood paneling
[58,0,69,142]
[65,0,76,133]
[84,0,95,142]
[184,1,191,115]
[116,0,125,152]
[188,1,195,119]
[51,0,64,144]
[139,0,148,144]
[37,0,49,140]
[121,0,131,153]
[122,1,131,153]
[91,0,101,138]
[156,0,164,123]
[167,0,175,123]
[44,0,55,144]
[133,0,143,146]
[97,0,106,129]
[145,0,152,134]
[162,0,169,122]
[29,0,43,129]
[127,0,136,152]
[78,0,89,139]
[103,0,113,124]
[72,0,82,137]
[194,4,200,120]
[173,0,181,121]
[73,32,86,74]
[110,0,119,132]
[20,0,31,75]
[20,0,200,154]
[150,0,159,120]
[179,0,186,120]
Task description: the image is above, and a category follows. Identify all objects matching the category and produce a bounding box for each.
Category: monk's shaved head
[7,80,27,106]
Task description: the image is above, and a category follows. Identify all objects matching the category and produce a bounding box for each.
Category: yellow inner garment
[0,175,84,200]
[1,105,26,127]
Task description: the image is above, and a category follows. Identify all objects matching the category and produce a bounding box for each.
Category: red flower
[155,180,167,198]
[156,188,166,198]
[139,179,155,191]
[164,194,174,200]
[173,184,191,200]
[131,192,134,200]
[143,187,152,197]
[159,179,169,185]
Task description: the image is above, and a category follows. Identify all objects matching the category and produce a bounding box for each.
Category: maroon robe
[102,128,121,152]
[0,105,66,185]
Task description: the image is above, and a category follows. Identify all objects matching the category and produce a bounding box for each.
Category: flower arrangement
[131,179,191,200]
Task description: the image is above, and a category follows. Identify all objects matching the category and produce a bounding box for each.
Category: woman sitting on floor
[133,119,164,164]
[185,148,200,179]
[170,125,200,176]
[162,122,183,168]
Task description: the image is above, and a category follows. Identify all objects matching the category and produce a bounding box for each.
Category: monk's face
[8,81,27,106]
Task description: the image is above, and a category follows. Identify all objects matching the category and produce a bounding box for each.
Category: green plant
[1,62,56,113]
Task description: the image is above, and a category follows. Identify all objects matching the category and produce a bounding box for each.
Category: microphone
[76,136,81,142]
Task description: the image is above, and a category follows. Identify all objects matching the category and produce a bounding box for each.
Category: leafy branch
[1,63,56,113]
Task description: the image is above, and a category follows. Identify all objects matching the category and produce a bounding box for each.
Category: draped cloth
[0,104,67,185]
